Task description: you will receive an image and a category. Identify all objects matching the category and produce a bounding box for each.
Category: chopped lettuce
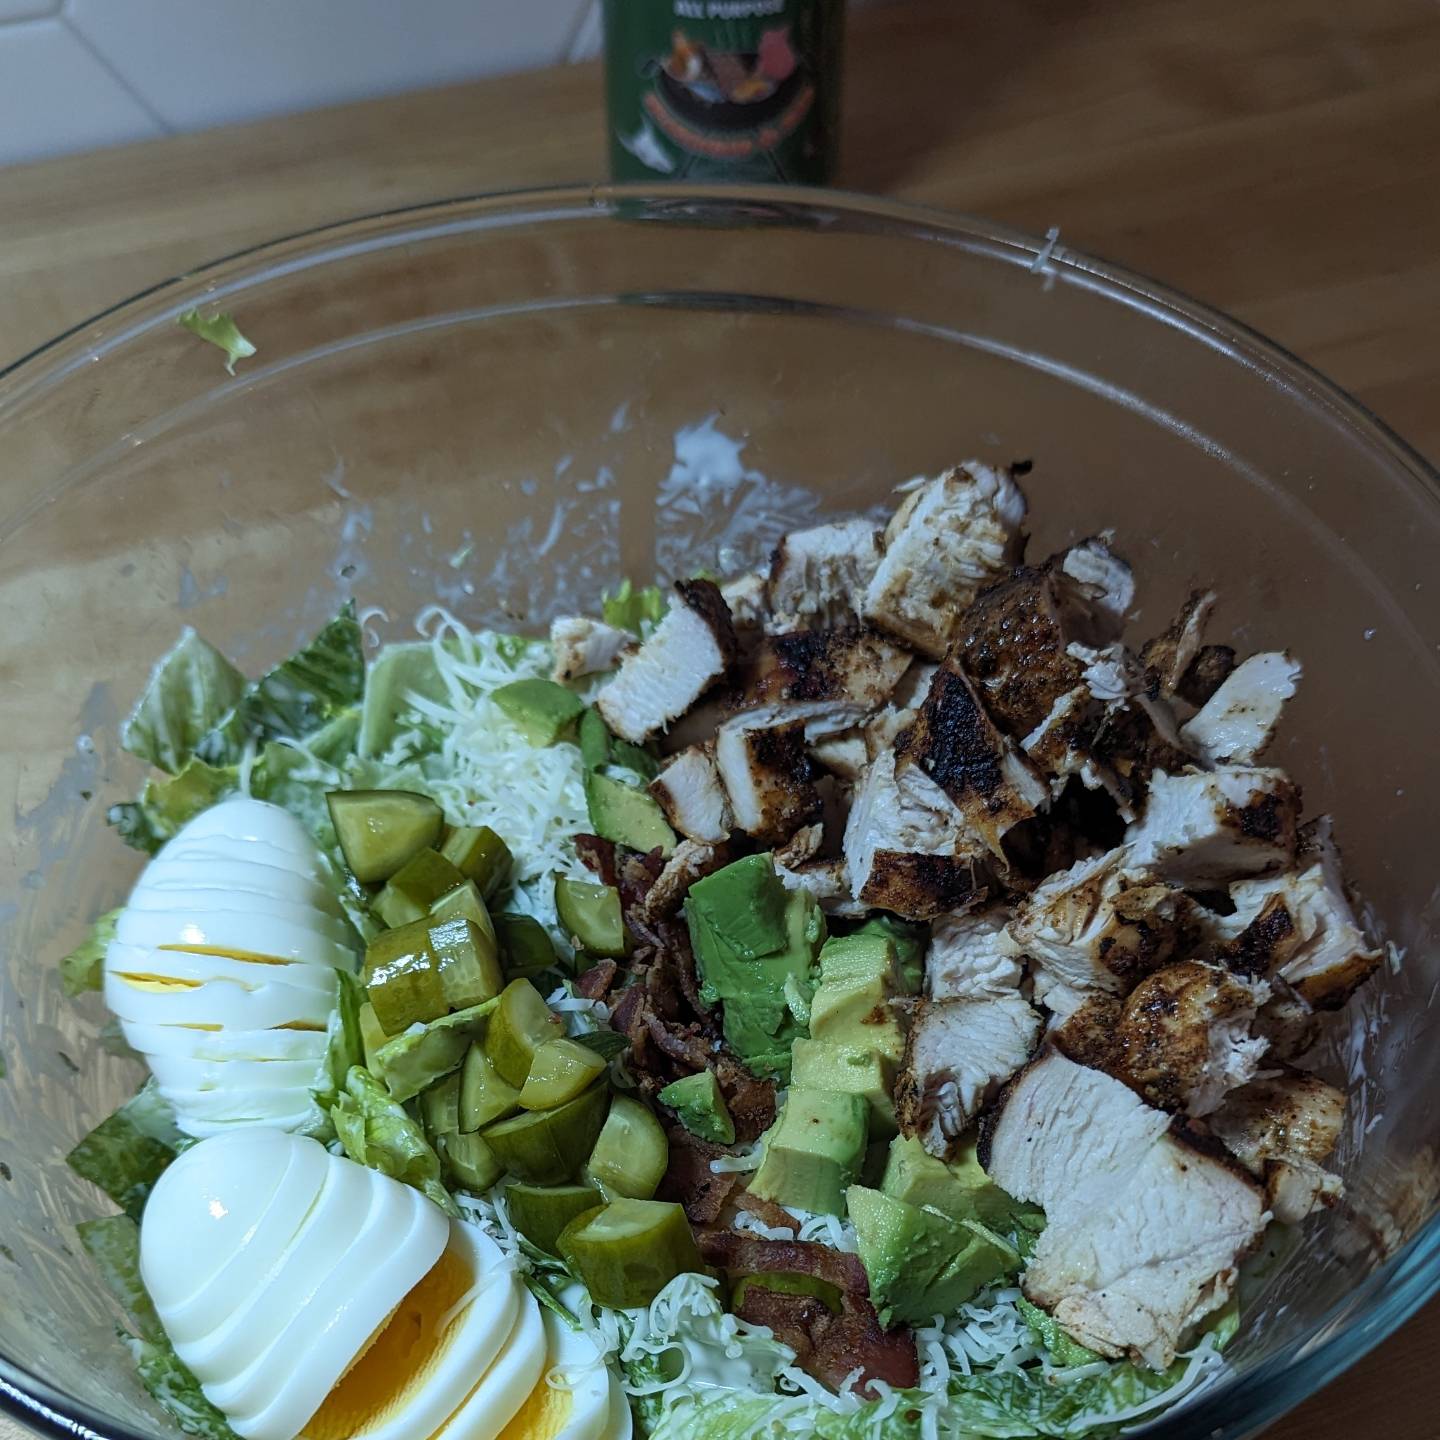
[177,309,256,377]
[649,1394,924,1440]
[60,906,122,996]
[1019,1297,1101,1368]
[330,1066,456,1216]
[109,757,238,855]
[602,578,667,635]
[66,1082,185,1218]
[369,999,498,1104]
[357,642,450,759]
[121,628,245,774]
[80,1214,240,1440]
[197,605,364,766]
[313,970,365,1113]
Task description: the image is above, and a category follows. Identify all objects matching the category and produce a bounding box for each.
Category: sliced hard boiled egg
[105,796,358,1136]
[430,1285,548,1440]
[489,1305,618,1440]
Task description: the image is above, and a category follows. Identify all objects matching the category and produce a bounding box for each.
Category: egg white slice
[430,1288,547,1440]
[104,969,337,1031]
[142,853,344,911]
[116,907,357,970]
[122,1022,332,1064]
[152,1087,324,1130]
[484,1306,614,1440]
[107,941,339,995]
[604,1376,633,1440]
[176,799,331,863]
[146,1053,325,1094]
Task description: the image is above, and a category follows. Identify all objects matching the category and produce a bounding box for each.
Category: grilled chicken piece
[1059,535,1135,642]
[639,840,729,920]
[1111,961,1270,1116]
[649,743,733,843]
[714,716,821,844]
[776,855,856,911]
[842,749,987,920]
[980,1050,1266,1368]
[1180,652,1301,764]
[1250,978,1321,1061]
[862,661,938,757]
[896,991,1042,1159]
[1176,645,1238,708]
[720,569,768,634]
[549,616,636,682]
[767,519,883,631]
[1210,1071,1345,1225]
[1022,681,1136,821]
[897,659,1049,863]
[1124,766,1300,884]
[863,464,1028,658]
[1211,816,1381,1009]
[1003,848,1199,1017]
[810,728,869,781]
[1138,590,1216,699]
[597,579,738,742]
[927,907,1024,1000]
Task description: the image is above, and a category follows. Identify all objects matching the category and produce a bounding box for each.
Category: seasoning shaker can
[602,0,845,185]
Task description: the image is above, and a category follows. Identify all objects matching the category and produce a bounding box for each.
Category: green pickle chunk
[438,1131,503,1193]
[485,978,565,1087]
[519,1038,609,1110]
[460,1041,522,1131]
[586,1095,669,1200]
[505,1181,604,1255]
[429,916,503,1010]
[421,1073,461,1136]
[440,825,512,898]
[364,920,448,1033]
[554,879,627,959]
[327,789,443,885]
[374,848,465,928]
[558,1197,703,1309]
[482,1083,609,1184]
[495,914,558,980]
[430,879,497,939]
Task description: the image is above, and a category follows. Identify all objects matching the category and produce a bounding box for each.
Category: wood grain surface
[1,1,1437,1438]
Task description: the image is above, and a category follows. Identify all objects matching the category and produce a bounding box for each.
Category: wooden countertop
[1,1,1437,1438]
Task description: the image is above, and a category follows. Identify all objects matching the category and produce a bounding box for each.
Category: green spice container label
[602,0,844,185]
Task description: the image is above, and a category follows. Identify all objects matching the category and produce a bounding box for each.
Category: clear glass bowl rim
[2,181,1437,1440]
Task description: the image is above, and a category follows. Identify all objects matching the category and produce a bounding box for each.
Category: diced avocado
[687,860,825,1083]
[482,1083,609,1184]
[658,1070,735,1145]
[554,878,627,959]
[459,1040,521,1131]
[687,854,790,961]
[505,1181,604,1255]
[808,934,906,1067]
[579,707,611,770]
[557,1197,701,1309]
[519,1038,609,1110]
[327,789,443,884]
[374,848,465,928]
[847,1184,1019,1327]
[369,999,497,1103]
[494,913,558,980]
[583,772,676,857]
[749,1088,868,1217]
[437,1130,503,1193]
[791,1038,896,1135]
[421,1073,461,1136]
[586,1095,669,1200]
[849,914,929,996]
[732,1272,843,1314]
[485,978,565,1086]
[439,825,512,898]
[492,678,585,746]
[358,1002,388,1070]
[880,1134,1040,1234]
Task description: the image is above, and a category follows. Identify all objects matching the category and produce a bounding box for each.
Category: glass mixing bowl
[1,185,1438,1440]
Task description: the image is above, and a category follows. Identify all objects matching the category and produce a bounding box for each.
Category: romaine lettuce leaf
[1018,1296,1101,1368]
[330,1065,456,1216]
[312,969,365,1114]
[128,1336,240,1440]
[197,605,364,766]
[369,999,497,1104]
[108,757,238,855]
[601,578,667,635]
[60,906,122,996]
[357,642,450,759]
[178,309,256,377]
[648,1395,925,1440]
[121,628,246,774]
[66,1082,184,1218]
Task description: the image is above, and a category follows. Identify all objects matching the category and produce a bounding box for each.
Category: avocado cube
[847,1184,1019,1326]
[582,771,676,857]
[749,1088,868,1217]
[808,975,905,1067]
[847,914,929,996]
[492,678,585,746]
[687,854,789,960]
[790,1038,896,1135]
[658,1070,736,1145]
[880,1134,1038,1233]
[816,932,904,989]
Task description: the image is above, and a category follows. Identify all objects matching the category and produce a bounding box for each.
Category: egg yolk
[303,1240,474,1440]
[495,1372,573,1440]
[158,944,297,967]
[116,974,202,992]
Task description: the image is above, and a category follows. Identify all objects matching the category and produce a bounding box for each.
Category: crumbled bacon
[656,1123,741,1225]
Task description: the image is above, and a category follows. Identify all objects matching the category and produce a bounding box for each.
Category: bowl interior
[2,187,1439,1440]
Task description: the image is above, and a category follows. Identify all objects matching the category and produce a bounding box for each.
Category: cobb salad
[61,458,1382,1440]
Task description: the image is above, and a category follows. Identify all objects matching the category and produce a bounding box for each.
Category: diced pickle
[485,978,565,1087]
[358,1002,388,1069]
[375,848,465,928]
[429,916,503,1010]
[519,1038,609,1110]
[364,920,447,1033]
[495,914,557,980]
[482,1083,609,1184]
[430,880,497,942]
[732,1272,843,1314]
[440,826,513,899]
[586,1095,669,1200]
[554,879,627,959]
[421,1072,461,1136]
[438,1131,503,1194]
[370,1000,496,1103]
[327,789,443,885]
[505,1181,603,1255]
[460,1041,521,1132]
[492,678,585,746]
[557,1198,703,1308]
